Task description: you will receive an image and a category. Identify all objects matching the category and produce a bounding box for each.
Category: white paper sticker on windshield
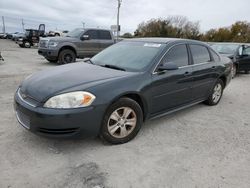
[144,43,162,48]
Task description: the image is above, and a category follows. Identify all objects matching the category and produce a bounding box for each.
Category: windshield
[66,28,84,38]
[211,44,240,54]
[91,41,166,72]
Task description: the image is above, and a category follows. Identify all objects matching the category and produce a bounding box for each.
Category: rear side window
[190,45,211,64]
[210,50,220,62]
[98,30,112,40]
[164,44,189,67]
[84,30,98,39]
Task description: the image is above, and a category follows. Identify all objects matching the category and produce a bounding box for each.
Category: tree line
[122,16,250,43]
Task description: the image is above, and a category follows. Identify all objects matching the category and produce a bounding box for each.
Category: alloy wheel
[212,83,222,103]
[107,107,137,139]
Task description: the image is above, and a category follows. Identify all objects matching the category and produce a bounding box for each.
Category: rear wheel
[204,79,224,106]
[245,70,250,74]
[19,44,24,48]
[100,98,143,144]
[58,49,76,64]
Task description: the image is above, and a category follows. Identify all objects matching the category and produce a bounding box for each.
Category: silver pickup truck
[38,28,115,64]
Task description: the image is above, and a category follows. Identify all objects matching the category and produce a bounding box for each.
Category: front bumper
[14,90,106,138]
[38,48,59,60]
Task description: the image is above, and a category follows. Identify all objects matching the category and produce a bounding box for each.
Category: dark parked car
[211,43,250,77]
[14,38,232,144]
[38,28,115,64]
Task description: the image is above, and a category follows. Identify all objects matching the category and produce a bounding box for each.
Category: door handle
[211,66,216,69]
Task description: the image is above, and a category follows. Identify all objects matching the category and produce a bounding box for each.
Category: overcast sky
[0,0,249,33]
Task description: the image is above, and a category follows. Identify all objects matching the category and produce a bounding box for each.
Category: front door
[149,44,193,116]
[238,45,250,72]
[80,30,100,58]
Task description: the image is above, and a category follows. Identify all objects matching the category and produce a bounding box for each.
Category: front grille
[16,109,30,129]
[38,127,79,135]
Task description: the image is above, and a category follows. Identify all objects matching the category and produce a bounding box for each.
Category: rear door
[149,44,193,115]
[80,29,100,57]
[189,44,217,100]
[98,30,114,51]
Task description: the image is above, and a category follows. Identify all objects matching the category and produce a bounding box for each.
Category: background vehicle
[38,28,115,64]
[0,33,7,39]
[15,38,232,144]
[211,43,250,77]
[12,32,25,41]
[47,30,69,37]
[17,24,45,48]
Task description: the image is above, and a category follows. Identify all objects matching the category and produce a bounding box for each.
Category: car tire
[100,98,143,144]
[24,41,31,48]
[58,49,76,64]
[204,79,224,106]
[232,64,237,78]
[45,58,58,63]
[19,44,24,48]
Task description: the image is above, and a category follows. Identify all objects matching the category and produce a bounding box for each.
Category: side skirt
[148,99,205,120]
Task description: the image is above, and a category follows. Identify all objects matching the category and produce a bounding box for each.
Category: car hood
[20,63,135,102]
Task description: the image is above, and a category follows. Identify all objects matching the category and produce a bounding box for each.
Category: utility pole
[116,0,122,40]
[2,16,5,34]
[21,19,25,32]
[82,22,85,29]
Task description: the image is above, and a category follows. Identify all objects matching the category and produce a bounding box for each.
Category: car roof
[124,37,207,45]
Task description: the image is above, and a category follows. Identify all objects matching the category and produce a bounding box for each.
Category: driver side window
[84,30,98,40]
[162,44,189,67]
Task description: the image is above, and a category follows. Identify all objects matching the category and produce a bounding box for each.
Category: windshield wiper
[83,58,94,64]
[101,64,126,71]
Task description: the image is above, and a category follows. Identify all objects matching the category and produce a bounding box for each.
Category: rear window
[190,45,211,64]
[98,30,112,40]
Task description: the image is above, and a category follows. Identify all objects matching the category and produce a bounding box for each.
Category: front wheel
[204,79,224,106]
[100,98,143,144]
[58,49,76,64]
[24,41,31,48]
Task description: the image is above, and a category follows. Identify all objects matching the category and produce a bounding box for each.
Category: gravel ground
[0,39,250,188]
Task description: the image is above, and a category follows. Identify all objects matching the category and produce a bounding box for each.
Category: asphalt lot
[0,39,250,188]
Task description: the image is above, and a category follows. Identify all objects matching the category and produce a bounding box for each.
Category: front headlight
[48,41,58,47]
[44,91,96,109]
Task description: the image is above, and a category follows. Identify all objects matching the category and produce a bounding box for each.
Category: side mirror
[157,62,178,72]
[80,35,89,40]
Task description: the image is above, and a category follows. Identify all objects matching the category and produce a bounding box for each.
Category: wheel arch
[58,45,77,56]
[109,92,148,121]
